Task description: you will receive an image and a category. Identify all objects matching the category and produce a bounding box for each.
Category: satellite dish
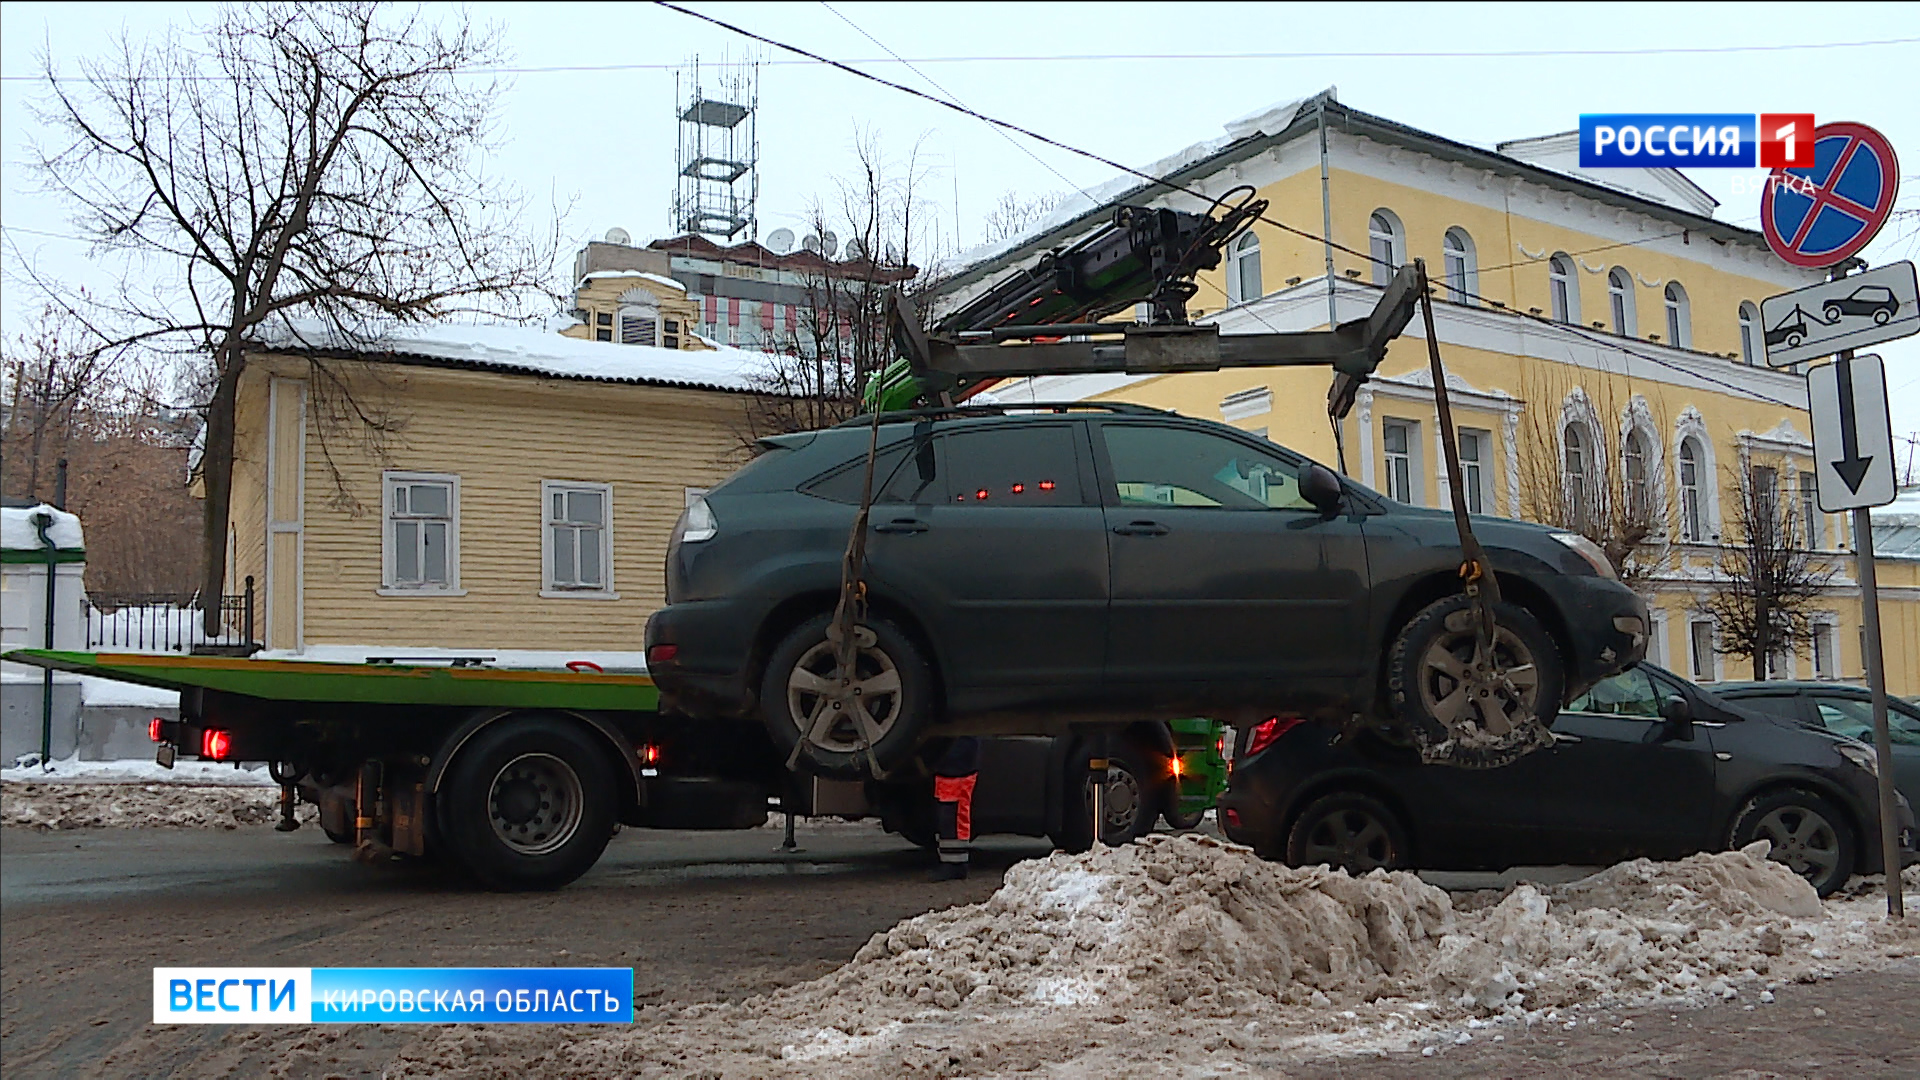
[765,228,796,255]
[841,239,866,263]
[801,234,823,255]
[604,227,632,245]
[820,231,839,258]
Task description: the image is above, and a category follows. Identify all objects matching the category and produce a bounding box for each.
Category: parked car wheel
[1386,595,1564,769]
[1051,737,1162,853]
[759,613,933,780]
[1728,789,1855,897]
[1283,791,1409,874]
[436,714,619,891]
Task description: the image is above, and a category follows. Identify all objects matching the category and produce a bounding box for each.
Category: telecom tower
[672,56,759,242]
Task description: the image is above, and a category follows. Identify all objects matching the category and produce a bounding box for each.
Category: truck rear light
[1169,754,1184,778]
[647,644,679,666]
[149,717,165,743]
[202,728,232,761]
[640,743,661,765]
[1244,715,1304,758]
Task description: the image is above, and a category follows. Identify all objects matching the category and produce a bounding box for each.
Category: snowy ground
[2,758,289,830]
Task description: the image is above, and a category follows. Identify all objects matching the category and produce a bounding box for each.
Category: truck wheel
[1050,737,1162,853]
[1728,789,1855,897]
[760,613,932,780]
[437,714,618,891]
[1386,595,1563,769]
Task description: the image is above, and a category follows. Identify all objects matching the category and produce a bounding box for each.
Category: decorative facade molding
[1220,386,1274,423]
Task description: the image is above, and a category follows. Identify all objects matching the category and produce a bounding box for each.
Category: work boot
[929,861,969,882]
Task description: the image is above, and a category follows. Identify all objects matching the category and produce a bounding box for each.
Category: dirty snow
[1,504,84,551]
[2,780,310,830]
[384,834,1920,1078]
[3,755,275,786]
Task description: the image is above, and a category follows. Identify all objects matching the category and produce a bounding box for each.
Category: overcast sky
[3,1,1917,455]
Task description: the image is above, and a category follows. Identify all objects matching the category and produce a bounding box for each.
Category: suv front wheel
[1386,594,1564,769]
[759,612,933,780]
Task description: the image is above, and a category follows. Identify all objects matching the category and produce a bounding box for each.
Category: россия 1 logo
[1579,114,1814,169]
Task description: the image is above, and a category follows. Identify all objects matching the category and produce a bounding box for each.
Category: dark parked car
[1822,285,1899,325]
[1219,662,1917,895]
[646,404,1648,778]
[1713,681,1920,807]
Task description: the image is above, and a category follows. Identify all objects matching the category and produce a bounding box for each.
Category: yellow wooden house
[946,90,1918,693]
[221,322,766,661]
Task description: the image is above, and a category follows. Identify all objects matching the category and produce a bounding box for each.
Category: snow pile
[1,504,84,552]
[385,835,1919,1078]
[2,756,275,786]
[1,780,310,829]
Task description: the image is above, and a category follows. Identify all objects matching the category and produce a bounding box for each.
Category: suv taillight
[1244,715,1304,758]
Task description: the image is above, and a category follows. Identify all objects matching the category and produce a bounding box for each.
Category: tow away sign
[1807,354,1896,511]
[1760,261,1918,368]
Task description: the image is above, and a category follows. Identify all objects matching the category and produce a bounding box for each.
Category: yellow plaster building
[221,323,764,659]
[946,91,1917,693]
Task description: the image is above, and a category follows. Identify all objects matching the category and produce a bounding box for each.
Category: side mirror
[1660,693,1694,740]
[1300,463,1344,514]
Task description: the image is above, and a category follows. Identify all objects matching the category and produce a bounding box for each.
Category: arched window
[1678,436,1704,541]
[1442,228,1475,303]
[1738,301,1760,364]
[618,303,660,346]
[1563,422,1592,527]
[1226,231,1262,305]
[1607,267,1637,336]
[1663,281,1691,348]
[1549,253,1580,324]
[1623,429,1651,519]
[1368,210,1402,285]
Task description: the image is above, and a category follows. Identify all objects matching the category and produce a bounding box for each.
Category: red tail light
[1243,715,1305,758]
[1224,808,1243,828]
[647,644,679,665]
[640,743,661,765]
[202,728,232,761]
[149,717,165,743]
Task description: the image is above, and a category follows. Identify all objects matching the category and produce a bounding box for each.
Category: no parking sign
[1761,122,1900,269]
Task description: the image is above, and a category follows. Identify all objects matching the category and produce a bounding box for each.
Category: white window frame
[1799,471,1823,549]
[1368,210,1403,286]
[618,304,660,347]
[1548,253,1580,324]
[380,471,464,596]
[1226,231,1262,305]
[1811,619,1838,680]
[1382,418,1419,504]
[541,480,617,600]
[1442,228,1476,304]
[1738,302,1760,365]
[1622,428,1653,520]
[1607,267,1637,337]
[1689,617,1719,682]
[1458,427,1491,515]
[1663,281,1691,348]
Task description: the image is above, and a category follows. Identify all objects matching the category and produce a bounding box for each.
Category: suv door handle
[1112,520,1170,536]
[873,518,929,534]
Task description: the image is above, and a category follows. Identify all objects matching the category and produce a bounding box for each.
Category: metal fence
[85,576,256,654]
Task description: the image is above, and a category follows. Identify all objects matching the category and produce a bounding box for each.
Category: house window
[1607,267,1636,336]
[1812,622,1836,679]
[1368,211,1402,285]
[1623,429,1651,520]
[1563,422,1592,527]
[1689,619,1716,681]
[383,472,460,593]
[1442,228,1475,303]
[1226,231,1262,304]
[1382,419,1416,504]
[1751,464,1779,525]
[1738,302,1760,364]
[663,317,682,350]
[543,481,613,595]
[1458,428,1488,514]
[619,305,659,346]
[595,310,613,342]
[1678,436,1704,541]
[1549,253,1579,324]
[1800,472,1822,548]
[1664,281,1691,347]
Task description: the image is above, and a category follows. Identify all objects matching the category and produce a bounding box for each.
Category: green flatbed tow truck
[5,648,1226,890]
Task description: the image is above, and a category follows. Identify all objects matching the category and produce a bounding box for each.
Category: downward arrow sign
[1831,354,1874,493]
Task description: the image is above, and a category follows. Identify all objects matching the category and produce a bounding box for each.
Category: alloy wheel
[786,639,903,752]
[1752,805,1841,884]
[1416,621,1542,741]
[1299,807,1396,872]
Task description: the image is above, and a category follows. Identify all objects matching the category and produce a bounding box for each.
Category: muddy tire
[437,714,619,892]
[1729,789,1855,897]
[1386,594,1563,769]
[1050,737,1162,853]
[760,613,933,781]
[1283,791,1410,873]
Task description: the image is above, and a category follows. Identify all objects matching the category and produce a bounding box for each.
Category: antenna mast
[672,54,760,242]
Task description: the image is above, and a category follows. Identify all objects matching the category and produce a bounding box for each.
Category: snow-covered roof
[1872,487,1920,559]
[579,269,689,294]
[2,504,84,552]
[251,318,774,394]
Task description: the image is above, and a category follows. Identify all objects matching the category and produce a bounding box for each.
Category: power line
[10,35,1917,82]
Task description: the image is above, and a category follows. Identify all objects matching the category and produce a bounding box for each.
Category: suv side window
[1101,424,1313,510]
[801,441,939,505]
[943,425,1085,506]
[1566,667,1661,717]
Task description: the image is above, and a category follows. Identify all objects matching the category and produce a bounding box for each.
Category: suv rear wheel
[1387,595,1563,769]
[760,613,933,780]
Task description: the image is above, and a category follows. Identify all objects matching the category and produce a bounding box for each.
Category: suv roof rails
[833,401,1173,428]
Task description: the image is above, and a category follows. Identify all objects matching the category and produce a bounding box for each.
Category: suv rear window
[801,443,936,505]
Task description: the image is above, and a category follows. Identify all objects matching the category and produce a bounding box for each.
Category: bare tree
[1,304,116,499]
[25,2,559,630]
[1514,374,1673,590]
[1701,455,1836,680]
[981,188,1063,245]
[743,129,938,440]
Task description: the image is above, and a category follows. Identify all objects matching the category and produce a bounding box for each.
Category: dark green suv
[646,405,1648,777]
